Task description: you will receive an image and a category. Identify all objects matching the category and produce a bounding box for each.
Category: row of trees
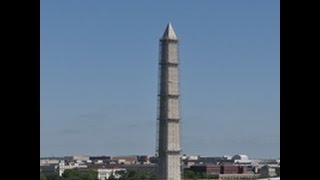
[182,170,217,179]
[110,170,157,180]
[40,169,158,180]
[41,168,219,180]
[40,169,99,180]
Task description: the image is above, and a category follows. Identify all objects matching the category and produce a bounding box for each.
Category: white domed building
[232,154,251,164]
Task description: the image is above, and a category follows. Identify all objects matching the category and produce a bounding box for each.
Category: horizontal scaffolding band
[159,62,179,66]
[158,94,179,98]
[157,118,180,122]
[165,150,182,154]
[167,118,180,122]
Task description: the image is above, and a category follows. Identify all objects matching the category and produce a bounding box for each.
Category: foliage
[182,169,217,179]
[62,169,98,180]
[40,173,48,180]
[116,170,157,180]
[183,170,196,179]
[41,169,98,180]
[45,174,63,180]
[41,169,159,180]
[108,172,116,180]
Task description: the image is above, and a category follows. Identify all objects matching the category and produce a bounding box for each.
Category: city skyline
[40,0,280,159]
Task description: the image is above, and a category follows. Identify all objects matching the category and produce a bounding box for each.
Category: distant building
[220,164,247,174]
[80,165,126,180]
[182,159,197,168]
[93,160,104,164]
[149,156,158,164]
[190,164,220,175]
[222,155,232,160]
[64,155,89,162]
[89,156,111,162]
[218,174,260,179]
[258,159,279,165]
[276,166,280,176]
[189,164,248,175]
[198,156,224,164]
[232,154,251,164]
[40,164,59,176]
[58,160,87,176]
[112,155,137,164]
[187,155,199,161]
[259,164,280,177]
[97,168,125,180]
[40,159,60,165]
[137,155,150,164]
[87,164,157,179]
[181,155,200,168]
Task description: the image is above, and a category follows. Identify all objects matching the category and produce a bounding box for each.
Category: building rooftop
[232,154,249,160]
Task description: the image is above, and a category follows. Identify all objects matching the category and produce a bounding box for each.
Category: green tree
[62,169,79,179]
[115,170,127,180]
[40,173,48,180]
[108,172,116,180]
[182,169,217,179]
[62,168,99,180]
[116,170,157,180]
[46,174,63,180]
[183,170,196,180]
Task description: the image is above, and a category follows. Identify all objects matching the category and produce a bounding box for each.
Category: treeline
[40,168,158,180]
[40,168,218,180]
[183,170,217,179]
[40,169,98,180]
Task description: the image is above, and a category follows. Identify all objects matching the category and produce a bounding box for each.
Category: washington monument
[157,23,181,180]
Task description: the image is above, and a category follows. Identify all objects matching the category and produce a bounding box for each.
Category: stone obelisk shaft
[157,23,181,180]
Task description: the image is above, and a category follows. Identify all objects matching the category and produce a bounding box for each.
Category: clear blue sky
[40,0,279,159]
